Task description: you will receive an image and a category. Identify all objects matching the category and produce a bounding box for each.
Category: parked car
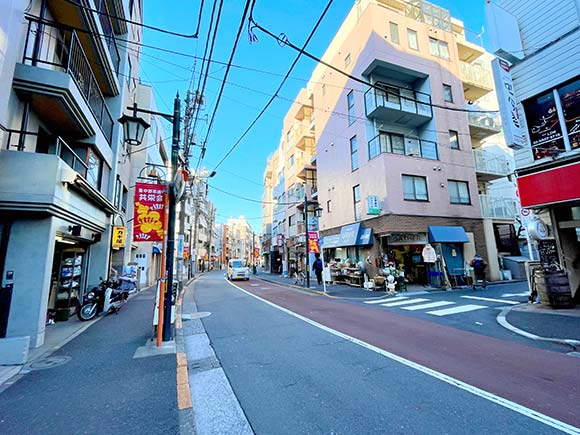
[227,259,250,281]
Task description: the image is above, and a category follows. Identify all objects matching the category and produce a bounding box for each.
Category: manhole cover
[27,356,71,370]
[182,312,211,321]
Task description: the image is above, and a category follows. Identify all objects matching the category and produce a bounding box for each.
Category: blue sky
[142,0,489,232]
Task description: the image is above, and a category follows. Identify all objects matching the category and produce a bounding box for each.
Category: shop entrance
[382,233,429,285]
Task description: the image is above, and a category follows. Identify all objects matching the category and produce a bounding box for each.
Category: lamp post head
[118,113,150,146]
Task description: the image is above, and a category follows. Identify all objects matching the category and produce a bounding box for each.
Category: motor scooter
[77,278,128,321]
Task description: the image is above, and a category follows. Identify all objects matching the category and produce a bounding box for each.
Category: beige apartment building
[264,0,521,285]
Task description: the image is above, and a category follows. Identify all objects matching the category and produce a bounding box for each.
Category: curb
[496,305,580,351]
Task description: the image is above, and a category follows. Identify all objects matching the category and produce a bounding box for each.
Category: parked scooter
[77,278,129,321]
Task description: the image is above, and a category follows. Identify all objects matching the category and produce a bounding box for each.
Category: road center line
[225,278,580,435]
[462,296,520,305]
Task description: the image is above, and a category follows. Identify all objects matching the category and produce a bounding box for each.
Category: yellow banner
[112,226,126,248]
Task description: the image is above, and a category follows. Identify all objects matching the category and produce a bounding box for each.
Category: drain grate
[188,355,221,374]
[26,356,72,371]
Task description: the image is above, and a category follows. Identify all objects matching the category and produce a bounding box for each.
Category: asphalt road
[195,271,580,435]
[0,287,179,435]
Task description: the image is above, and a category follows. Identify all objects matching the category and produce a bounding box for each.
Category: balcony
[368,132,438,160]
[468,111,502,141]
[291,124,315,151]
[365,85,432,127]
[460,62,494,100]
[473,149,511,181]
[15,18,114,146]
[295,102,313,121]
[480,195,518,220]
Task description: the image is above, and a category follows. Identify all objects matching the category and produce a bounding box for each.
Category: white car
[227,259,250,281]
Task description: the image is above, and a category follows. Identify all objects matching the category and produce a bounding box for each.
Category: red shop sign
[517,162,580,208]
[307,231,320,254]
[133,183,167,242]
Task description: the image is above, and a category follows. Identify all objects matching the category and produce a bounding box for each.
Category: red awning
[517,162,580,208]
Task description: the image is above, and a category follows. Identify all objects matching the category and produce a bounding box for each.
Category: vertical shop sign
[491,59,524,149]
[367,195,381,215]
[112,226,126,248]
[307,231,320,254]
[133,183,166,242]
[523,90,565,159]
[558,78,580,150]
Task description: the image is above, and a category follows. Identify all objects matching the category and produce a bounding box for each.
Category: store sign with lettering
[307,231,320,254]
[388,232,428,246]
[523,90,565,160]
[558,78,580,150]
[112,226,126,248]
[492,59,524,150]
[133,183,166,242]
[367,195,381,215]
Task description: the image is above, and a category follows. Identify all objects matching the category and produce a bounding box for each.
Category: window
[288,215,295,227]
[121,186,128,213]
[127,56,132,89]
[429,38,450,60]
[389,22,399,44]
[322,83,326,96]
[443,84,453,103]
[345,53,351,68]
[449,180,471,204]
[114,176,122,208]
[353,185,361,221]
[407,29,419,50]
[368,132,405,159]
[85,148,102,190]
[347,91,355,125]
[286,130,291,144]
[402,175,428,201]
[449,130,460,150]
[289,154,295,167]
[327,200,332,213]
[350,135,359,171]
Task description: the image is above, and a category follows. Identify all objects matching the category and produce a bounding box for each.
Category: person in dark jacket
[470,254,487,289]
[313,253,324,285]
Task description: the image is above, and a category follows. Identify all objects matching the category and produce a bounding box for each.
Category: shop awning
[356,228,373,245]
[428,226,469,243]
[321,234,341,249]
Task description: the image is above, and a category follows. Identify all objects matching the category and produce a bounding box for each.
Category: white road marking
[502,292,529,297]
[427,304,487,316]
[224,278,580,435]
[462,296,520,305]
[364,297,407,304]
[401,301,455,311]
[260,287,272,290]
[380,298,429,307]
[250,284,259,287]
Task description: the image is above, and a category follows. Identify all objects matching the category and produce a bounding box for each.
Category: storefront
[380,232,430,285]
[427,226,470,286]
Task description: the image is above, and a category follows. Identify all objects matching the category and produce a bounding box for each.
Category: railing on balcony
[3,127,88,177]
[468,111,502,132]
[95,0,121,73]
[365,85,432,118]
[473,149,511,176]
[23,17,114,144]
[460,62,493,89]
[479,195,518,220]
[368,132,438,160]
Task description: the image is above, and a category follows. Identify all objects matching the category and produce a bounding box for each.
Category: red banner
[307,231,320,254]
[133,183,167,242]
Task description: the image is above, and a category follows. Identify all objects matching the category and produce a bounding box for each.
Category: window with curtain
[449,130,460,150]
[407,29,419,50]
[353,185,361,220]
[390,22,399,44]
[350,135,359,171]
[347,90,355,125]
[449,180,471,204]
[402,175,428,201]
[429,38,450,59]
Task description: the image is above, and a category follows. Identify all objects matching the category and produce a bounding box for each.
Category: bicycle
[293,271,306,286]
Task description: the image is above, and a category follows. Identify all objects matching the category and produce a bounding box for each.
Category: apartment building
[305,0,510,285]
[486,0,580,301]
[0,0,142,360]
[227,216,254,266]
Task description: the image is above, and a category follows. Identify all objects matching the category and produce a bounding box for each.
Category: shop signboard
[558,78,580,150]
[388,232,428,246]
[523,90,565,160]
[491,59,524,149]
[338,223,361,246]
[307,231,320,254]
[367,195,381,215]
[254,247,260,258]
[112,226,126,248]
[133,183,166,242]
[276,234,285,246]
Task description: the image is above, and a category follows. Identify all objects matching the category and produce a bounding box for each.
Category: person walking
[469,254,487,289]
[313,253,324,286]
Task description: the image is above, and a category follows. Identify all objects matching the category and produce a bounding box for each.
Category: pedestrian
[469,254,487,289]
[313,253,324,286]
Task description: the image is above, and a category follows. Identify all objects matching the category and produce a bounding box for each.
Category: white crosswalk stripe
[380,298,430,307]
[427,304,487,316]
[461,295,520,305]
[401,301,455,311]
[501,292,529,297]
[364,297,407,305]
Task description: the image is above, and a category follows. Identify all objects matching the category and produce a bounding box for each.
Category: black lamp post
[119,95,181,342]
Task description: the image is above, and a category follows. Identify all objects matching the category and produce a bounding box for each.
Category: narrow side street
[0,287,179,435]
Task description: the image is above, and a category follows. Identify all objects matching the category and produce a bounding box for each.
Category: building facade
[487,0,580,300]
[0,0,142,360]
[226,216,254,266]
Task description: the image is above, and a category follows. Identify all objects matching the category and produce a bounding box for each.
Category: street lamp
[302,194,322,289]
[119,94,181,343]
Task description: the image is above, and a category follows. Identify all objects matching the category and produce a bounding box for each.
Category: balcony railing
[3,127,88,177]
[365,85,432,119]
[468,111,502,132]
[368,132,438,160]
[460,62,493,90]
[479,195,518,220]
[23,17,114,144]
[473,149,511,176]
[95,0,121,73]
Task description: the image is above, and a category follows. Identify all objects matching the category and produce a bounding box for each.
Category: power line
[208,184,303,206]
[62,0,199,38]
[210,0,336,173]
[193,0,206,38]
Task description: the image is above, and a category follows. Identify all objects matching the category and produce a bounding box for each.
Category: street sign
[112,226,126,248]
[173,169,186,202]
[521,208,531,217]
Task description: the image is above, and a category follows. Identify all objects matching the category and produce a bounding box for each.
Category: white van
[227,259,250,281]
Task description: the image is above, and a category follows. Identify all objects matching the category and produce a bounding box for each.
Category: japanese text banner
[133,183,166,242]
